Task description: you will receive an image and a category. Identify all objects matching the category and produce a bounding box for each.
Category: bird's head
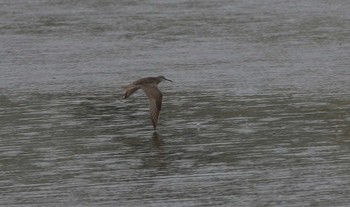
[159,75,173,82]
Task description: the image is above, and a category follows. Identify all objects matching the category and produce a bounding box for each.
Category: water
[1,0,350,206]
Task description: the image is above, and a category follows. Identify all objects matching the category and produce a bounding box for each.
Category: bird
[122,75,172,129]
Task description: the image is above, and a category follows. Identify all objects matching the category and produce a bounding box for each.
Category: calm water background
[1,0,350,206]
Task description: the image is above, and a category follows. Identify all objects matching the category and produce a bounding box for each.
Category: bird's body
[122,76,172,129]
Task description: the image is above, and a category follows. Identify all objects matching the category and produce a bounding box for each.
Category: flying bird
[122,75,172,129]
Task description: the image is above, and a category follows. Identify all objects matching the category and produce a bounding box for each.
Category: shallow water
[1,0,350,206]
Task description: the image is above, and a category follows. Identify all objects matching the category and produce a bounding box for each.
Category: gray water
[1,0,350,206]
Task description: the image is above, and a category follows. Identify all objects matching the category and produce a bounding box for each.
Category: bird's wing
[122,84,140,99]
[141,84,163,129]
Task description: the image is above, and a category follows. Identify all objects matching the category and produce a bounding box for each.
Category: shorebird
[122,75,172,129]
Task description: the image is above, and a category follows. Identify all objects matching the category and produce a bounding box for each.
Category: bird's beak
[164,78,173,82]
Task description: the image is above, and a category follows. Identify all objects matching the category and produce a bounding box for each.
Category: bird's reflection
[152,131,164,148]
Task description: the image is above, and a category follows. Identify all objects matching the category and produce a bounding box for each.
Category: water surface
[1,0,350,206]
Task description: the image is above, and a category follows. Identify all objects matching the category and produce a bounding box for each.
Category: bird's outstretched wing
[140,84,163,129]
[122,84,140,99]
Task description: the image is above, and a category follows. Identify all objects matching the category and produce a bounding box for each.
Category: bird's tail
[122,84,140,99]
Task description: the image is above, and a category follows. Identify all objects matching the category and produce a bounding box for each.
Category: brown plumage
[122,76,172,129]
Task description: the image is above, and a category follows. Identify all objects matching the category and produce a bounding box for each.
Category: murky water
[1,0,350,206]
